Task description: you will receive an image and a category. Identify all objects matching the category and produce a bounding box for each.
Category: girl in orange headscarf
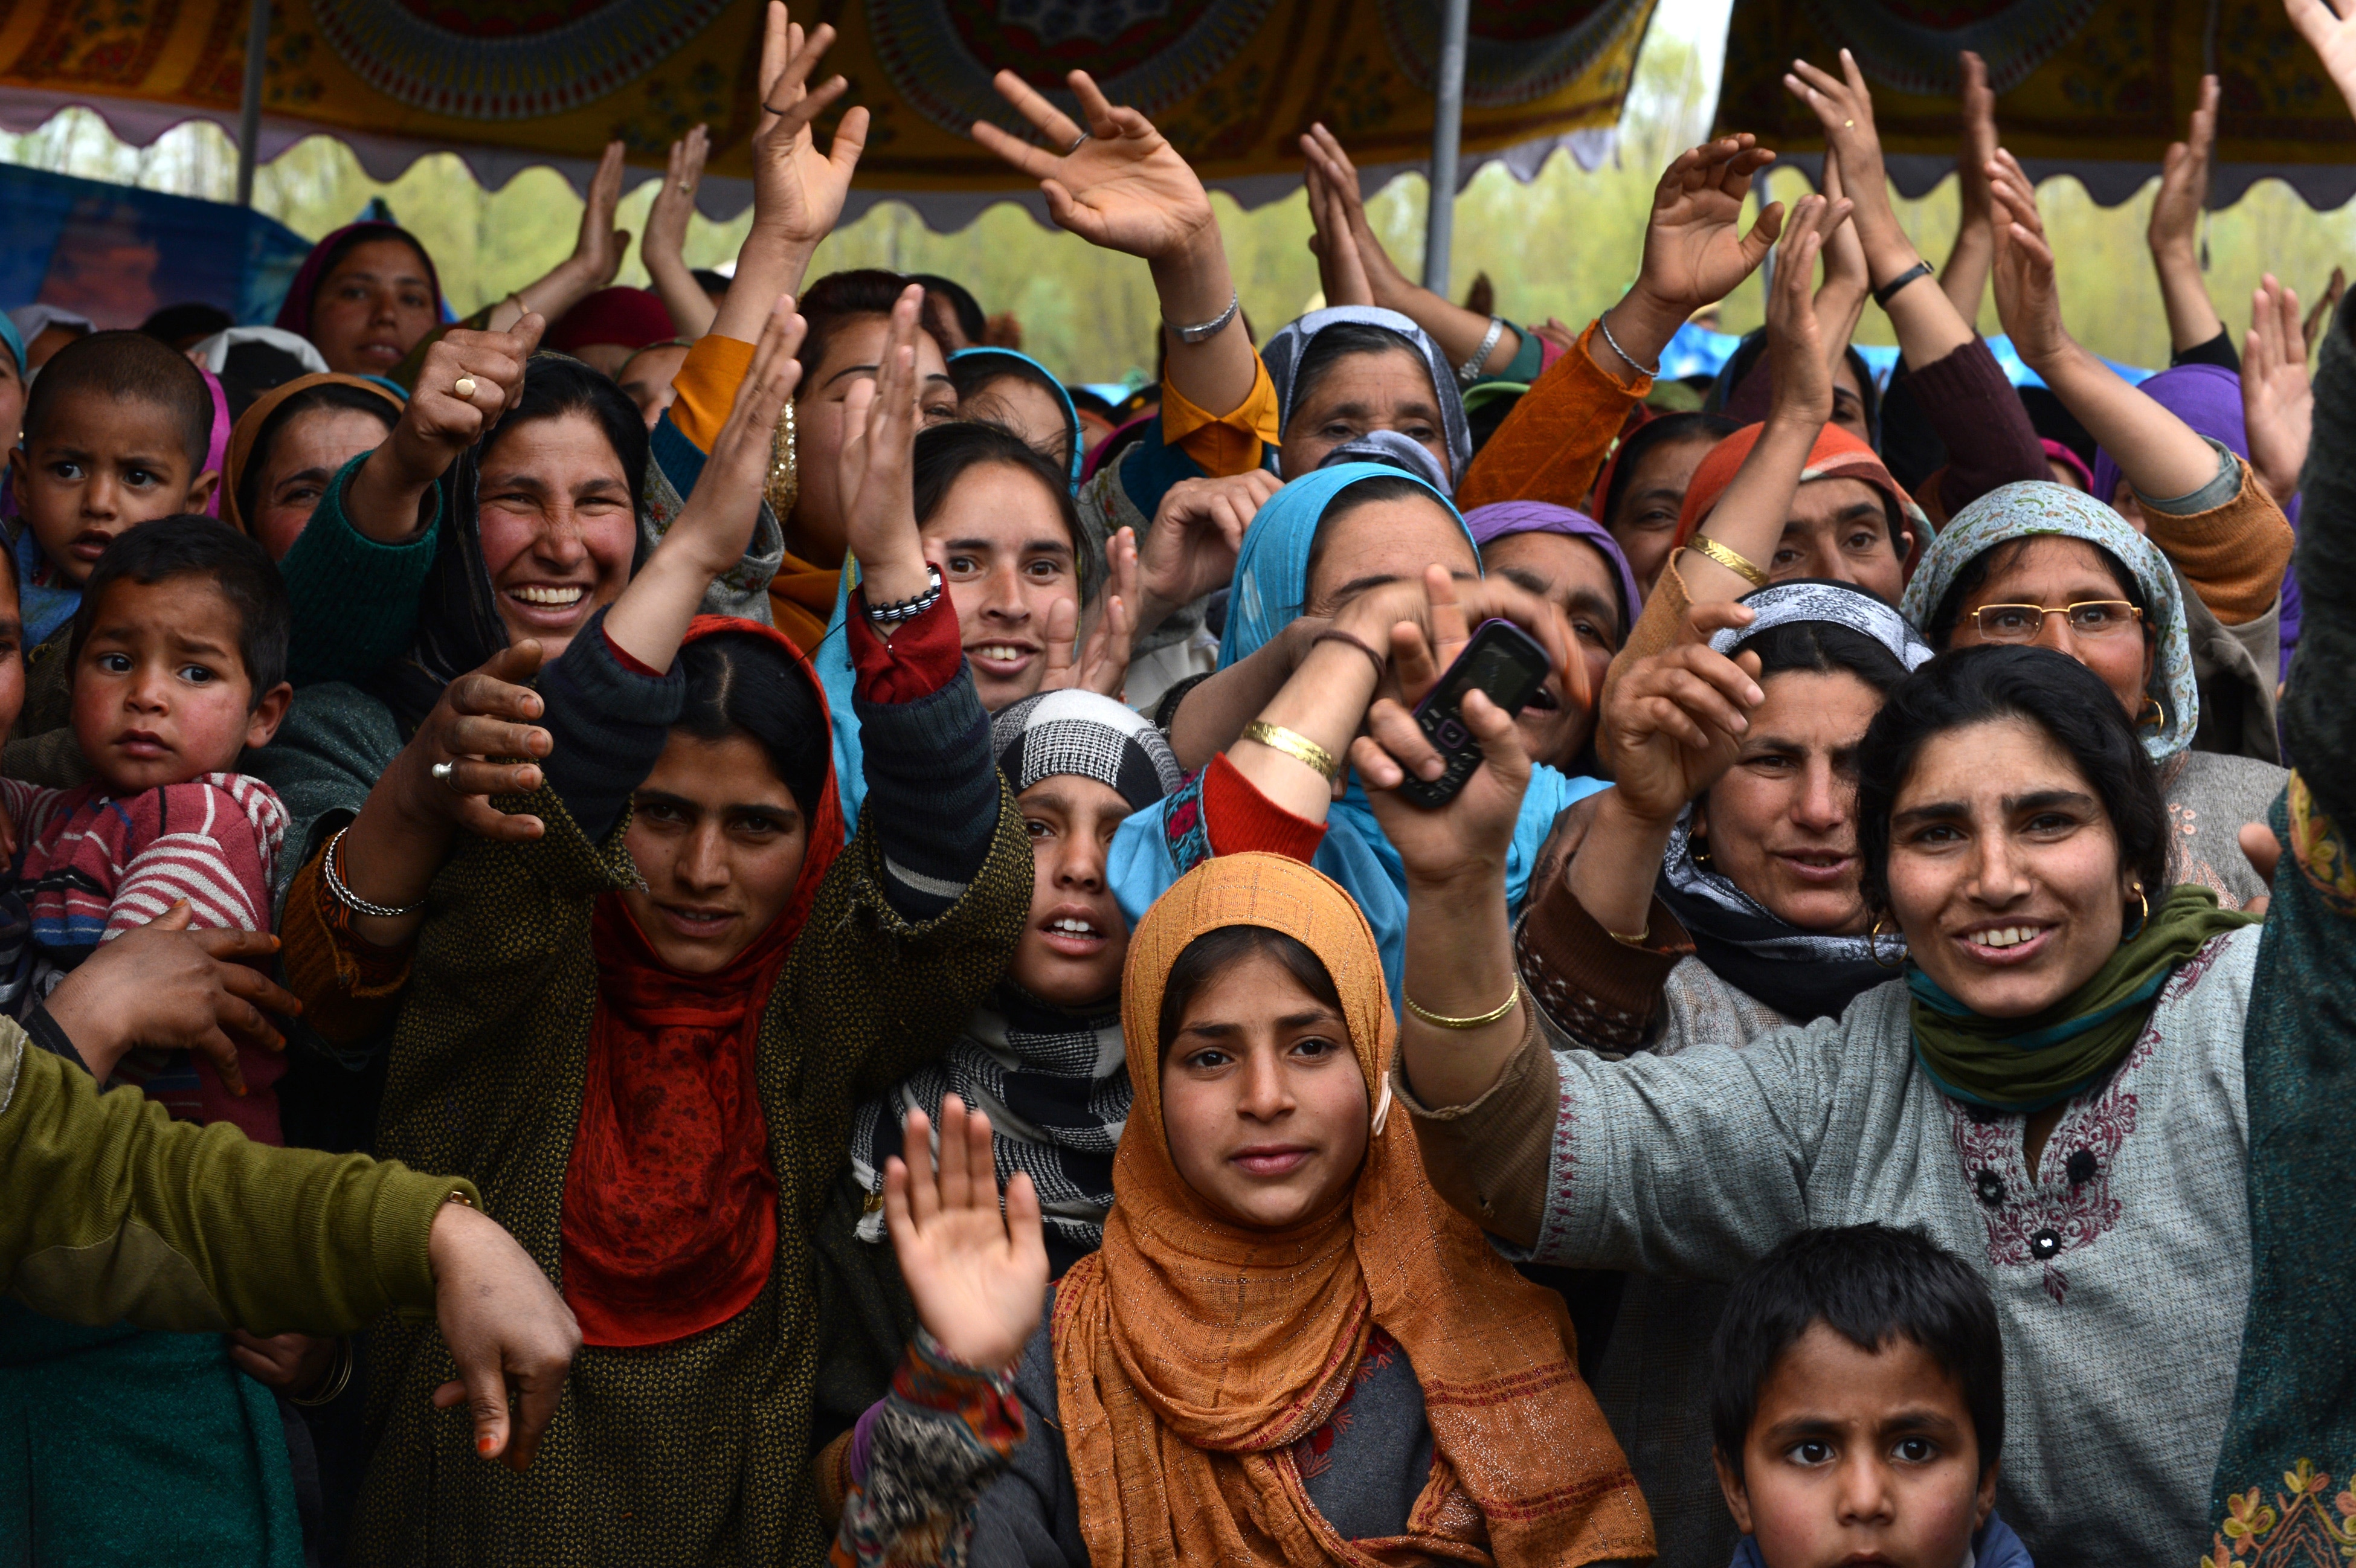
[832,852,1655,1568]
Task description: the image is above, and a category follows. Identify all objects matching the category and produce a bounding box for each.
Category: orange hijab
[1674,420,1927,570]
[1052,853,1652,1568]
[222,371,405,537]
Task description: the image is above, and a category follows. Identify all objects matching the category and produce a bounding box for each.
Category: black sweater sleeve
[534,607,686,841]
[854,662,1002,925]
[2287,301,2356,820]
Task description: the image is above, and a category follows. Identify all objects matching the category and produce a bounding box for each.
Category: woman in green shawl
[1352,614,2334,1568]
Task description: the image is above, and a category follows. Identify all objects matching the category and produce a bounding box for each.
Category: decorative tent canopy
[0,0,1660,228]
[1716,0,2356,209]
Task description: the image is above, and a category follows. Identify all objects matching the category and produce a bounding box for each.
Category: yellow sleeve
[668,334,759,453]
[1160,356,1282,477]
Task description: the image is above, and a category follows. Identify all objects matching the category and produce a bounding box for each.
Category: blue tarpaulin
[0,163,313,331]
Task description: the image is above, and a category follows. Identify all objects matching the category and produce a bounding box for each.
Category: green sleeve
[280,454,444,688]
[0,1021,476,1335]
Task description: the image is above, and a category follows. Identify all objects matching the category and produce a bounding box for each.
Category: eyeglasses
[1965,600,2143,643]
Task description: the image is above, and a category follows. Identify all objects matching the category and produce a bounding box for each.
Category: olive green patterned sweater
[347,771,1030,1568]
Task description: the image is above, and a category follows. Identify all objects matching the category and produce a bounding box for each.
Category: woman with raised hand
[285,294,1029,1565]
[1779,49,2048,525]
[829,853,1653,1568]
[1981,146,2294,759]
[275,141,629,385]
[1364,547,2351,1564]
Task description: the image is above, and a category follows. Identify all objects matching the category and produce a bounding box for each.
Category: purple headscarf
[198,366,230,520]
[273,222,445,342]
[2090,362,2245,508]
[1463,500,1643,641]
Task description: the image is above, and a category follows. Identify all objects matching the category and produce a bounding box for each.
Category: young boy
[4,329,220,783]
[1708,1226,2033,1568]
[2,516,291,1141]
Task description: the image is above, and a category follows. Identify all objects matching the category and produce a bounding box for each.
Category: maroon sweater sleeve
[1202,753,1328,861]
[1904,337,2047,518]
[848,593,961,704]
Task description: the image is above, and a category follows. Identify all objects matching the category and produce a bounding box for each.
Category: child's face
[0,565,26,739]
[71,574,290,794]
[9,390,218,588]
[1716,1323,1997,1568]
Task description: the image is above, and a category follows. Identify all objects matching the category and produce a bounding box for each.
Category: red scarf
[559,616,846,1348]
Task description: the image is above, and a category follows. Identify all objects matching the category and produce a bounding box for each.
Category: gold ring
[1844,119,1855,128]
[453,376,477,399]
[678,181,692,194]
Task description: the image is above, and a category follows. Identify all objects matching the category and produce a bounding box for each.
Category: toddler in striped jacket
[2,517,294,1142]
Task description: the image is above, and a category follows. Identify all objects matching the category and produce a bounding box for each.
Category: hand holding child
[39,900,301,1088]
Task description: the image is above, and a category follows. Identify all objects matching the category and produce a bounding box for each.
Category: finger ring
[1844,119,1855,129]
[453,376,477,399]
[677,181,693,194]
[431,760,462,790]
[1066,131,1090,155]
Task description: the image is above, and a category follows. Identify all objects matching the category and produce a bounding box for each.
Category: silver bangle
[1456,315,1508,385]
[320,826,422,920]
[861,561,945,626]
[1597,313,1659,381]
[1168,290,1240,345]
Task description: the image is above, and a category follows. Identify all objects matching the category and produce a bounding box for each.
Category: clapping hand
[837,286,935,612]
[1299,124,1413,310]
[886,1096,1048,1375]
[1623,136,1783,336]
[1986,149,2071,370]
[1764,192,1854,432]
[2244,274,2314,503]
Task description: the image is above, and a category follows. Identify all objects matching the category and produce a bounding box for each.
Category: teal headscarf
[950,347,1084,490]
[1108,461,1607,995]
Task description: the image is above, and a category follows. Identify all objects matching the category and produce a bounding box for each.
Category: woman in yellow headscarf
[828,852,1653,1568]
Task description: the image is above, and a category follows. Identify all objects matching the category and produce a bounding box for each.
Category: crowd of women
[2,2,2352,1566]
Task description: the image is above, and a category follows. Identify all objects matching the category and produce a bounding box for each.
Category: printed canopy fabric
[0,0,1659,223]
[1714,0,2356,207]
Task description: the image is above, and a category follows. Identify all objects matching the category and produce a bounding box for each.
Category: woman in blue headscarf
[949,347,1084,489]
[1107,461,1604,992]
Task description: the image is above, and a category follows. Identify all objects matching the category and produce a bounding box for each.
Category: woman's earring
[2125,881,2149,937]
[1867,911,1904,969]
[1690,833,1713,870]
[2140,695,2165,730]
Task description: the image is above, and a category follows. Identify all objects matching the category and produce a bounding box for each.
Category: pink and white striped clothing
[4,771,289,1141]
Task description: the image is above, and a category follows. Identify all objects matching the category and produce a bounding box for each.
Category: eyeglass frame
[1962,599,2145,642]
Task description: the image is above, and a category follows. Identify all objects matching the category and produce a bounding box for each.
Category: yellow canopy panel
[1714,0,2356,208]
[0,0,1662,223]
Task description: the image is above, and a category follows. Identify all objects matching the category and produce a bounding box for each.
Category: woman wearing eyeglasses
[1902,481,2284,908]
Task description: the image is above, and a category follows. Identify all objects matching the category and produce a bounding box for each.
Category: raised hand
[2244,273,2314,503]
[392,644,555,845]
[886,1097,1048,1374]
[1814,151,1871,367]
[2290,0,2356,119]
[1940,50,2001,320]
[426,1200,582,1470]
[974,71,1215,263]
[2304,265,2347,355]
[1300,124,1414,306]
[1765,191,1853,432]
[1594,603,1766,826]
[39,900,302,1088]
[643,126,717,338]
[1137,470,1279,630]
[572,141,631,292]
[2148,74,2227,353]
[350,318,547,539]
[1617,136,1783,350]
[1303,149,1377,307]
[1040,527,1137,699]
[1987,149,2070,369]
[837,286,934,611]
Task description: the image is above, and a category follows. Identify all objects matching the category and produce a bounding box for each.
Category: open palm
[887,1098,1048,1374]
[2289,0,2356,120]
[1637,136,1781,316]
[974,71,1213,260]
[748,6,866,248]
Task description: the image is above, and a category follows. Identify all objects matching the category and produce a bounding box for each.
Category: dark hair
[24,330,214,471]
[1707,1224,2003,1483]
[1736,614,1911,699]
[1067,385,1117,420]
[1156,925,1346,1063]
[796,269,953,394]
[672,631,831,820]
[140,302,233,348]
[1855,645,2169,917]
[1304,474,1447,595]
[484,355,649,544]
[1600,411,1740,532]
[690,268,733,297]
[71,516,290,701]
[910,420,1091,599]
[1925,535,2148,652]
[950,355,1075,470]
[910,274,988,345]
[1286,322,1430,437]
[235,381,399,528]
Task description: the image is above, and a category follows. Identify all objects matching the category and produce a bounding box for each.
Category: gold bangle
[1687,533,1769,588]
[1404,981,1522,1030]
[1606,924,1652,948]
[1241,720,1339,781]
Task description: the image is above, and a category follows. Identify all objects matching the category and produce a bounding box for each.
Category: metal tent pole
[234,0,271,206]
[1421,0,1470,292]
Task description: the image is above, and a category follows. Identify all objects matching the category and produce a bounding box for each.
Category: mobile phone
[1395,618,1554,809]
